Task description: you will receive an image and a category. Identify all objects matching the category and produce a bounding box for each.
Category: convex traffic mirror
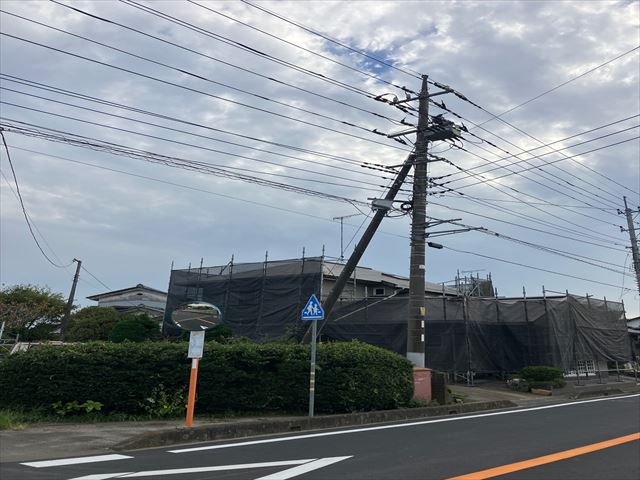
[171,301,222,331]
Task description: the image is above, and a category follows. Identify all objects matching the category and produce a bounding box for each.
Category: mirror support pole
[186,358,199,427]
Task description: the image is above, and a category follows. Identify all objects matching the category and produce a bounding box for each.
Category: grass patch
[0,409,30,430]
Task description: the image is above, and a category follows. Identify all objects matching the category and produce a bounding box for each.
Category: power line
[444,245,628,290]
[475,45,640,124]
[440,114,639,196]
[8,144,346,221]
[0,129,72,268]
[240,0,422,80]
[46,1,408,126]
[118,0,382,100]
[193,0,420,91]
[0,32,412,153]
[432,101,634,209]
[428,148,627,243]
[0,94,408,193]
[1,9,407,140]
[0,73,390,172]
[428,200,627,252]
[0,119,374,207]
[464,223,634,277]
[437,137,636,227]
[456,126,639,206]
[441,136,639,206]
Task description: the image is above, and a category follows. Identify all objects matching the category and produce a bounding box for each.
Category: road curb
[114,400,516,451]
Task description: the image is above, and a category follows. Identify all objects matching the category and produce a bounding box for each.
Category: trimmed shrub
[109,315,161,343]
[0,341,413,415]
[520,366,566,389]
[67,307,123,341]
[519,366,564,382]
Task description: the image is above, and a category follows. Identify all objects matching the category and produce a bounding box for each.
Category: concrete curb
[114,400,515,451]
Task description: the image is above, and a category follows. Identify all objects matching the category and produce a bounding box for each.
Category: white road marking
[255,456,353,480]
[170,393,640,453]
[21,454,133,468]
[66,458,340,479]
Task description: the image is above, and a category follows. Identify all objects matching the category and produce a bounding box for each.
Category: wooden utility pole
[60,258,81,341]
[407,75,430,367]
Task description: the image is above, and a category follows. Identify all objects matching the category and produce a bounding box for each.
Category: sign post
[171,302,222,428]
[301,294,324,417]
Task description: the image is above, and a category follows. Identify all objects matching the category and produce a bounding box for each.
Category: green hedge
[519,366,564,383]
[0,341,413,415]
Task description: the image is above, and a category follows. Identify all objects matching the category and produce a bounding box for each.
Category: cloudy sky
[1,0,639,317]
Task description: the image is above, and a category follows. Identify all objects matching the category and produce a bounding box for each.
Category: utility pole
[407,75,430,367]
[60,258,81,341]
[332,213,362,261]
[306,78,460,344]
[621,196,640,294]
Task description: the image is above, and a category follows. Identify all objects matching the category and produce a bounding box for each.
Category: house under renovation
[164,256,633,375]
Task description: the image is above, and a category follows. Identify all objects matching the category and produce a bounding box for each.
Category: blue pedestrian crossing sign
[301,294,325,321]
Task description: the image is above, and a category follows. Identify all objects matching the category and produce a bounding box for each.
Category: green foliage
[0,409,27,430]
[520,366,566,390]
[139,384,185,418]
[67,307,123,341]
[177,324,234,343]
[520,366,564,382]
[0,284,67,340]
[51,400,103,416]
[0,341,413,415]
[528,379,566,390]
[108,314,161,343]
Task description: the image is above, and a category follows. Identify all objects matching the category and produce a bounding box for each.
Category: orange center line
[447,432,640,480]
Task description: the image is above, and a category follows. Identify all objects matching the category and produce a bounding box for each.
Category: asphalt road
[3,394,639,480]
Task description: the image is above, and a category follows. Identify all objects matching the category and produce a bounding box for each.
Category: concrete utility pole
[407,76,430,367]
[621,196,640,294]
[60,258,81,341]
[306,77,460,344]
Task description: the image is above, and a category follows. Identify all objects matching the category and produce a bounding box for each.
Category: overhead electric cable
[441,137,639,201]
[0,119,373,207]
[475,45,640,124]
[0,73,386,171]
[444,245,627,290]
[0,93,406,192]
[429,147,627,241]
[240,0,423,80]
[118,0,379,99]
[0,13,408,147]
[454,221,634,276]
[191,0,420,92]
[46,1,406,126]
[456,126,638,205]
[428,200,626,252]
[441,114,638,186]
[0,129,73,268]
[432,101,633,209]
[0,32,411,152]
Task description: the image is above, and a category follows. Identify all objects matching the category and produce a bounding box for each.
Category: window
[577,359,596,374]
[373,287,385,296]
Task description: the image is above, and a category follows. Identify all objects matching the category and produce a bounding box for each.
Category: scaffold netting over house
[164,257,323,339]
[323,294,632,373]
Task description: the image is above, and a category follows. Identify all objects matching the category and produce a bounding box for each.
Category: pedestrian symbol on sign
[301,294,325,321]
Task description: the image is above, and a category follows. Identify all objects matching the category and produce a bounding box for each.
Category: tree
[67,306,123,341]
[0,284,67,341]
[109,314,161,343]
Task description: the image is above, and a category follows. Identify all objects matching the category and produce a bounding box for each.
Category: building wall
[97,291,167,310]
